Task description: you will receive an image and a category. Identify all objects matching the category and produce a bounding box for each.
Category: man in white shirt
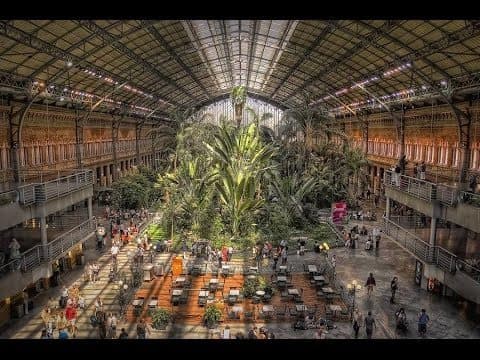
[111,244,119,261]
[222,325,231,339]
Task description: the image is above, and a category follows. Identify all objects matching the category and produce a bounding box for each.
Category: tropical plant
[205,121,277,238]
[203,305,222,328]
[230,85,247,127]
[242,278,257,298]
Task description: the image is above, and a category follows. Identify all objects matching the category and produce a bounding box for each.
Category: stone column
[429,217,437,262]
[40,216,48,259]
[385,197,391,219]
[87,196,93,220]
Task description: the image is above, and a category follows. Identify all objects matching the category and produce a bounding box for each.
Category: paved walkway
[331,218,480,339]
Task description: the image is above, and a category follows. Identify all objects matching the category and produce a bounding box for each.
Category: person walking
[418,309,430,337]
[364,311,376,339]
[365,273,376,297]
[390,276,399,304]
[352,309,362,339]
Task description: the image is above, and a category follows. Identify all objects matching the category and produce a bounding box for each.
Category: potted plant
[241,278,257,298]
[150,308,171,330]
[203,304,222,329]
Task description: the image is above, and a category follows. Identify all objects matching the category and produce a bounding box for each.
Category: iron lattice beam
[141,21,211,100]
[270,21,338,99]
[76,20,189,104]
[0,21,175,111]
[294,20,403,95]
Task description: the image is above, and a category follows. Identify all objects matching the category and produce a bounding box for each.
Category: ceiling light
[66,60,73,67]
[60,96,65,101]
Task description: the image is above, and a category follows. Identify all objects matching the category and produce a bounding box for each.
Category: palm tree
[205,121,276,238]
[230,85,247,128]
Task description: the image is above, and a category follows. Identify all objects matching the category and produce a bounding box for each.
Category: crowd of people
[39,284,85,339]
[342,224,381,251]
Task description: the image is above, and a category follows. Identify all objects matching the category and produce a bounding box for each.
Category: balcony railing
[383,217,480,283]
[459,191,480,208]
[0,218,96,277]
[0,169,93,206]
[384,170,457,206]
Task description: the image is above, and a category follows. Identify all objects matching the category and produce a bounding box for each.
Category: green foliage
[145,223,167,245]
[203,305,222,327]
[230,85,247,105]
[111,174,149,209]
[205,121,276,238]
[242,278,257,298]
[309,223,339,247]
[150,308,171,329]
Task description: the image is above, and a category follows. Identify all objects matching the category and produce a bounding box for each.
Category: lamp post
[347,280,362,320]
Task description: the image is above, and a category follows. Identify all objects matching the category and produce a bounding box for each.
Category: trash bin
[13,304,24,318]
[154,263,164,276]
[76,254,85,266]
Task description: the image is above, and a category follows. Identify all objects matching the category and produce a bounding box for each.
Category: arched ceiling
[1,20,480,120]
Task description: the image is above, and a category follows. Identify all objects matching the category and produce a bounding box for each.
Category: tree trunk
[235,104,243,128]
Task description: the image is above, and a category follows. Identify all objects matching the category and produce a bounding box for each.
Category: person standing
[22,289,29,315]
[390,276,399,304]
[365,273,376,297]
[364,311,376,339]
[331,254,337,270]
[420,161,426,180]
[281,246,288,265]
[418,309,430,336]
[136,318,150,339]
[272,249,279,271]
[119,328,128,339]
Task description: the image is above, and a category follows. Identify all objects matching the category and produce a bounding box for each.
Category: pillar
[429,217,437,262]
[385,197,391,219]
[40,216,48,259]
[105,164,111,186]
[429,217,437,247]
[87,196,93,220]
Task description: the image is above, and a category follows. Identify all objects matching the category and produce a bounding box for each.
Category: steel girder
[294,21,403,95]
[0,21,173,111]
[140,21,211,100]
[76,20,189,104]
[269,21,338,99]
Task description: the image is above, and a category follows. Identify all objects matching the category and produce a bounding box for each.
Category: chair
[180,292,188,304]
[307,304,317,317]
[262,294,272,303]
[275,305,287,320]
[289,306,298,317]
[251,296,261,304]
[244,311,254,322]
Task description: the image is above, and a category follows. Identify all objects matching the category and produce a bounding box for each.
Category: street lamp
[347,280,362,320]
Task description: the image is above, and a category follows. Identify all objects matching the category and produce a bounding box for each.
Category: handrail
[383,217,480,283]
[0,169,93,206]
[0,218,96,277]
[459,191,480,208]
[384,170,457,206]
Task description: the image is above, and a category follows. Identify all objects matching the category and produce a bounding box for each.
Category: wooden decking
[125,271,348,325]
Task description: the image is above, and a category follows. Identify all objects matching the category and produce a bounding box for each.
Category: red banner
[331,201,347,224]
